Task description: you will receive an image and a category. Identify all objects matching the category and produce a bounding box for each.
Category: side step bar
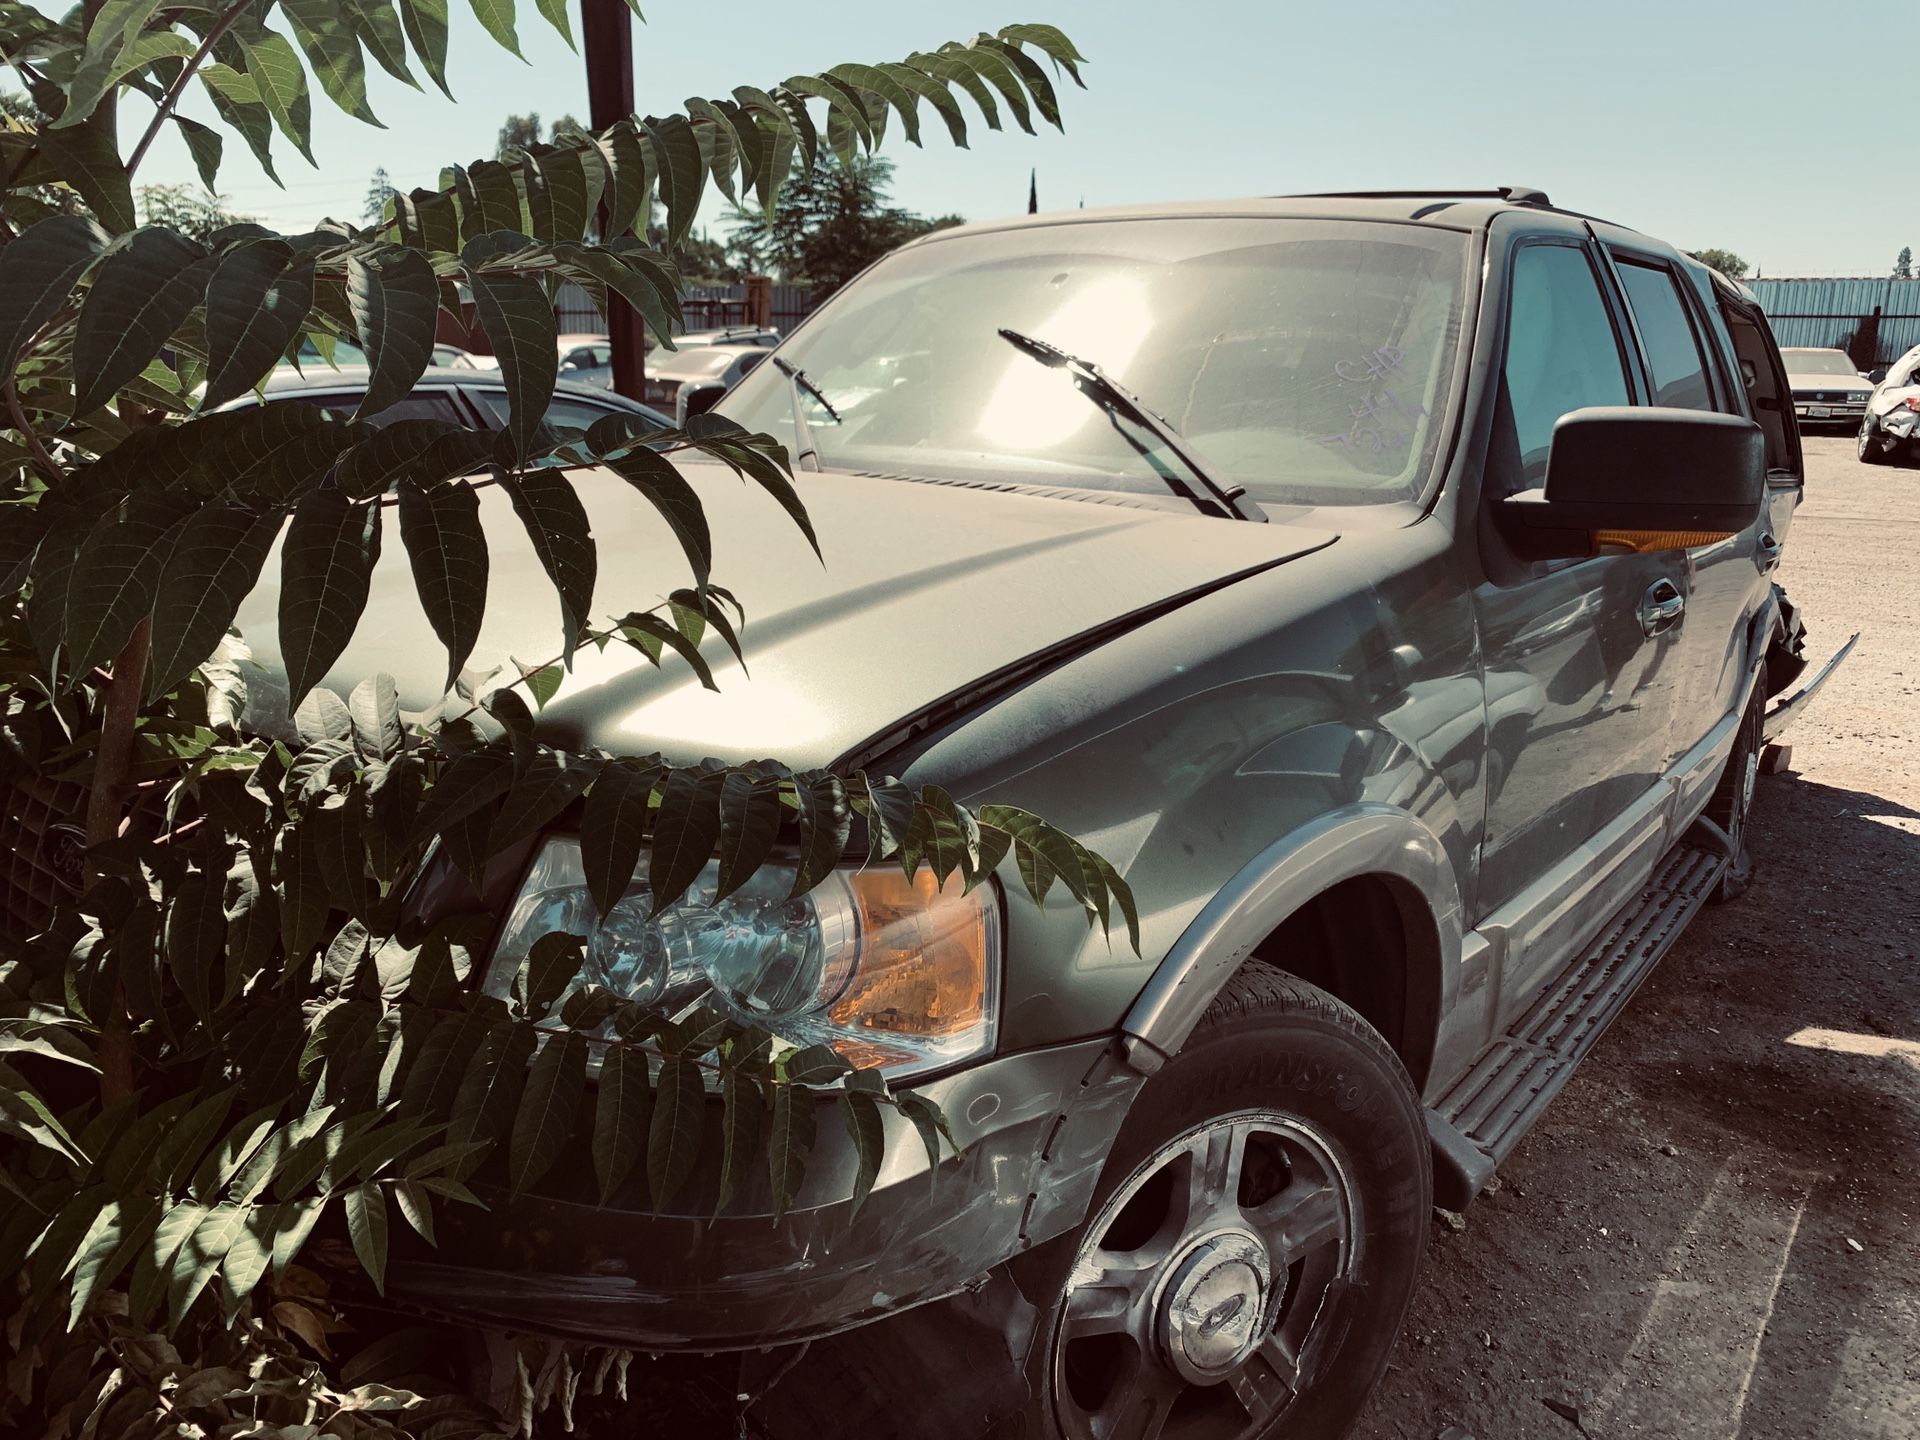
[1427,840,1727,1209]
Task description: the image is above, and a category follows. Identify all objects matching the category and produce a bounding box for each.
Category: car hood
[230,462,1336,768]
[1784,370,1870,392]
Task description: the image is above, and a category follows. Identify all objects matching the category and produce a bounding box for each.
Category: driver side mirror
[677,381,725,424]
[1868,366,1889,385]
[1499,407,1764,560]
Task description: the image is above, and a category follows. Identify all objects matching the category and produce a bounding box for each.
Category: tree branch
[5,377,63,485]
[124,0,259,181]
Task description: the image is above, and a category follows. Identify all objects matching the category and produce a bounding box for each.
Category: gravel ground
[1351,434,1920,1440]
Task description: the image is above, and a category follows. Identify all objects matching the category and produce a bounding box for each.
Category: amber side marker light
[1593,528,1734,554]
[831,868,995,1039]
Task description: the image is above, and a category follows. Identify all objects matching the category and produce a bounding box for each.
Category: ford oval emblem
[44,823,88,895]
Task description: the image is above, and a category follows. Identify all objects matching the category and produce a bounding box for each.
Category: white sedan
[1780,347,1874,427]
[1857,344,1920,466]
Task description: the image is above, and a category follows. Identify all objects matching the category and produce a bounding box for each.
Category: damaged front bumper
[380,1035,1143,1352]
[1764,632,1858,744]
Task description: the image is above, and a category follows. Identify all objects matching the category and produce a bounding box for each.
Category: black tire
[1704,681,1764,903]
[1018,966,1430,1440]
[1858,416,1893,465]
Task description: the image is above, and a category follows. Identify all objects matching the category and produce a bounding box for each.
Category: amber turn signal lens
[1592,528,1734,554]
[829,868,996,1040]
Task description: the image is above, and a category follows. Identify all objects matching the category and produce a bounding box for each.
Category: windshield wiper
[996,327,1264,522]
[770,356,838,471]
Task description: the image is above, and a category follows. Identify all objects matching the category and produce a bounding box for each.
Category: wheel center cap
[1158,1231,1271,1382]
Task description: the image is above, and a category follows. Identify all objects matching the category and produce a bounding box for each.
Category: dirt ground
[1351,434,1920,1440]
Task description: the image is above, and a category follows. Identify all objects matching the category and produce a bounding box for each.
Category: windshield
[1783,350,1859,377]
[660,348,740,378]
[719,217,1469,508]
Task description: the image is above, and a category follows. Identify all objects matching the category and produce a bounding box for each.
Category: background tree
[1691,247,1750,280]
[497,111,584,158]
[729,152,965,293]
[0,8,1108,1437]
[364,165,395,225]
[135,182,253,241]
[1897,246,1913,279]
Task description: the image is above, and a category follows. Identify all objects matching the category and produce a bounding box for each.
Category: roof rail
[1287,185,1553,207]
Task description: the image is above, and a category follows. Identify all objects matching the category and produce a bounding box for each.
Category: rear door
[1705,277,1803,547]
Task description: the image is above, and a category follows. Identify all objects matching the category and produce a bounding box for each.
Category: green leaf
[767,1080,814,1220]
[347,245,440,419]
[60,26,196,129]
[938,42,1034,135]
[146,504,285,701]
[509,1030,585,1196]
[218,1204,280,1311]
[348,673,404,760]
[163,862,227,1020]
[466,159,523,231]
[579,756,661,916]
[978,37,1063,129]
[518,930,584,1018]
[127,1200,208,1327]
[713,1068,762,1217]
[465,0,522,59]
[202,240,317,410]
[397,476,487,692]
[997,23,1089,85]
[73,226,208,414]
[173,116,225,191]
[531,0,572,46]
[877,64,967,148]
[279,489,383,707]
[592,1042,650,1205]
[408,744,512,844]
[37,111,135,233]
[526,142,588,243]
[787,769,849,899]
[167,1201,250,1329]
[896,1092,950,1187]
[282,0,382,125]
[398,1006,492,1120]
[607,445,711,583]
[713,768,781,903]
[0,214,107,384]
[646,1055,702,1209]
[648,765,724,912]
[841,1089,884,1218]
[644,115,703,248]
[346,0,420,89]
[499,468,594,657]
[463,232,556,460]
[446,1020,537,1168]
[344,1182,389,1292]
[270,1195,326,1281]
[393,1181,435,1243]
[336,418,489,499]
[197,65,283,182]
[397,0,453,98]
[236,28,317,164]
[63,488,196,676]
[68,1197,160,1330]
[593,121,649,240]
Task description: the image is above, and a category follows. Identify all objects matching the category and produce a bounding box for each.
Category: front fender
[1118,803,1464,1069]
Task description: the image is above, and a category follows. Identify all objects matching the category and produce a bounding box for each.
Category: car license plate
[1808,406,1830,418]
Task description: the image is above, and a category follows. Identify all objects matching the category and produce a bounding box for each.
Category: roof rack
[1290,185,1553,207]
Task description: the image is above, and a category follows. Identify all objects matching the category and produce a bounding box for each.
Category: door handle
[1638,578,1685,637]
[1756,531,1783,571]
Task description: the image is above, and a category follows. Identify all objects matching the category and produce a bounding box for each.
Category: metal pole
[581,0,645,401]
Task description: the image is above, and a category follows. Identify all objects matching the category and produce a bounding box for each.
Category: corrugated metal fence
[1745,276,1920,367]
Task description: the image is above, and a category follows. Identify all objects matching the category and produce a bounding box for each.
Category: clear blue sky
[116,0,1905,277]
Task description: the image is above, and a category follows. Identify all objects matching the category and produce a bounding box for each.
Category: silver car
[1780,346,1874,426]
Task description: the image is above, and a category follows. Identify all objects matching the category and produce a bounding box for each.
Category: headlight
[484,837,1000,1079]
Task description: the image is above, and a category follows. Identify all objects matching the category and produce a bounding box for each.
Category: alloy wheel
[1051,1110,1358,1440]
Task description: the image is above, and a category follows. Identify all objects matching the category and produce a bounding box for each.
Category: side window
[1716,297,1797,475]
[1503,244,1632,488]
[1614,260,1714,411]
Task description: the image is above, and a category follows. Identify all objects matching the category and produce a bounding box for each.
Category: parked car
[638,341,770,415]
[1779,346,1873,427]
[234,189,1851,1438]
[216,366,670,440]
[556,329,782,390]
[672,323,780,349]
[290,337,480,371]
[1857,342,1920,465]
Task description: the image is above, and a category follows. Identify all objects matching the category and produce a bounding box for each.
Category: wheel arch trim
[1119,803,1464,1073]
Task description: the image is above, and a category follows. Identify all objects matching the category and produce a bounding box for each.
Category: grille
[1796,390,1866,405]
[0,773,88,946]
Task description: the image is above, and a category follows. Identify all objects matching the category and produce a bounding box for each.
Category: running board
[1428,841,1726,1204]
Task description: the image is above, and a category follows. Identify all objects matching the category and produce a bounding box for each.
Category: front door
[1473,236,1690,1021]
